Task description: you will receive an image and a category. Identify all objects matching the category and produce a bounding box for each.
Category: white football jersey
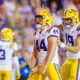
[64,23,80,59]
[0,40,18,71]
[34,27,60,64]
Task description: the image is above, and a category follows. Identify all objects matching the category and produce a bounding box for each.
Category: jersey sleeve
[48,27,60,38]
[0,41,3,45]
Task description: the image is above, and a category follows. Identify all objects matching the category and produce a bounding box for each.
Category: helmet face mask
[1,28,15,42]
[35,15,43,29]
[65,9,79,26]
[63,18,73,25]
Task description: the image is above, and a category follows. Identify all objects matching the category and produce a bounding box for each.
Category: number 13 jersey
[0,41,18,71]
[64,22,80,59]
[34,27,60,64]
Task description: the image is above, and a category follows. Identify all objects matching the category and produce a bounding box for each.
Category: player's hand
[41,64,48,74]
[31,64,44,73]
[16,72,21,79]
[31,66,38,73]
[37,64,45,74]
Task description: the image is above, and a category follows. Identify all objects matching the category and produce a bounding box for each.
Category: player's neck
[40,26,48,32]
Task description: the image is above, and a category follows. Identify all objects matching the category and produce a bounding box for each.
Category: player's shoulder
[0,40,9,45]
[13,42,18,47]
[13,42,18,48]
[47,26,60,38]
[48,26,59,34]
[13,42,18,51]
[9,42,18,50]
[0,40,4,46]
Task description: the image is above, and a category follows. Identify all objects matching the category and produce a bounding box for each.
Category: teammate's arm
[60,36,80,53]
[31,43,38,68]
[13,51,20,79]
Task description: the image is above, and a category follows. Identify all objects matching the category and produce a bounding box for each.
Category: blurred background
[0,0,79,80]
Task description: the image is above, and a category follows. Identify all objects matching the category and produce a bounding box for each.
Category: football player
[58,5,80,80]
[0,28,20,80]
[28,9,61,80]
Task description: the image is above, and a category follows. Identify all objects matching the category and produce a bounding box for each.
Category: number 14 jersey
[0,41,18,71]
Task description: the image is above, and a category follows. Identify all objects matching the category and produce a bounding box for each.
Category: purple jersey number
[36,39,47,51]
[0,49,5,60]
[65,33,74,46]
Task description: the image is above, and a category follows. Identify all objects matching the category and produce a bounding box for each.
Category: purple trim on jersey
[47,35,58,39]
[77,34,80,37]
[54,64,62,80]
[76,59,80,80]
